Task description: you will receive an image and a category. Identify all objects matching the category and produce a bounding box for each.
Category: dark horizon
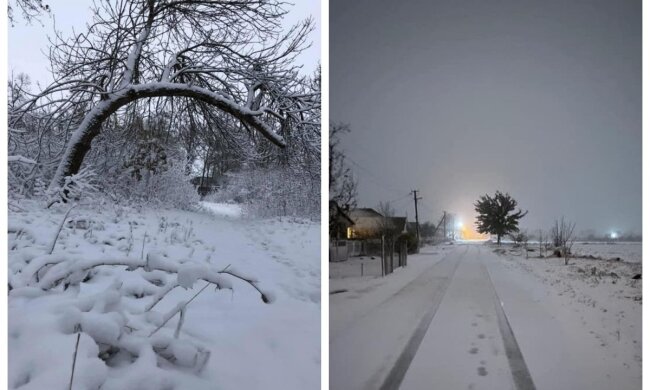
[331,0,641,236]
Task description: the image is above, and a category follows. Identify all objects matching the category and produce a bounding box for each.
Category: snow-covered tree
[11,0,317,204]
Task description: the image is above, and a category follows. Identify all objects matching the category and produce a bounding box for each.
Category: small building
[329,201,355,262]
[346,208,384,239]
[345,208,409,272]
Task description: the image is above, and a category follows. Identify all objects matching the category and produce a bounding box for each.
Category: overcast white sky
[9,1,320,87]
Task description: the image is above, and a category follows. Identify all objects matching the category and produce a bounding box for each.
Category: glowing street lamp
[610,232,618,240]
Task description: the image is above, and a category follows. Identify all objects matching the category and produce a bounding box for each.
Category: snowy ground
[9,199,320,390]
[329,242,641,390]
[329,245,455,338]
[572,241,642,263]
[329,245,456,389]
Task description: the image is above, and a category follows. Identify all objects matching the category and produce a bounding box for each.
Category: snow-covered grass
[9,199,320,389]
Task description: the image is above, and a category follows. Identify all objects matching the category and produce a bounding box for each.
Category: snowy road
[330,243,641,390]
[400,245,534,390]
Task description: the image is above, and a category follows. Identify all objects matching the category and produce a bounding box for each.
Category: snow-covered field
[572,241,642,263]
[9,200,320,390]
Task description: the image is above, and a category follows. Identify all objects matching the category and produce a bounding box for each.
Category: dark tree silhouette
[329,123,357,209]
[474,191,527,245]
[8,0,49,24]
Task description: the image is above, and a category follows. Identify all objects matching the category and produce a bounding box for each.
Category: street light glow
[610,232,618,239]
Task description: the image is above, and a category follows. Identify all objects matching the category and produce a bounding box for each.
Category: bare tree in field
[10,0,317,203]
[550,217,576,265]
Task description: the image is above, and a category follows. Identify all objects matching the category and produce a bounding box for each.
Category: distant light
[610,232,618,239]
[456,221,463,229]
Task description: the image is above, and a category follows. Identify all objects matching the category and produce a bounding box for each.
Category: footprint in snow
[468,347,479,354]
[477,366,488,376]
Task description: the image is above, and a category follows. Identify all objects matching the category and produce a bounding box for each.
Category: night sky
[331,0,641,236]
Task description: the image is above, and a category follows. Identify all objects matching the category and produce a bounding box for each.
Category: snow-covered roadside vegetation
[491,242,641,376]
[9,199,320,389]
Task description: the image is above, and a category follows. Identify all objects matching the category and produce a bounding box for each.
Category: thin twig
[145,282,180,312]
[49,205,75,255]
[140,231,147,259]
[149,282,211,337]
[68,333,81,390]
[174,306,186,339]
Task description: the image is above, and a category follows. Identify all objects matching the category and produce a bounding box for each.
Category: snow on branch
[16,252,273,304]
[47,167,98,207]
[8,155,37,164]
[13,0,319,195]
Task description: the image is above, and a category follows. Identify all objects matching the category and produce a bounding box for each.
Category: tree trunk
[497,234,501,245]
[48,83,285,195]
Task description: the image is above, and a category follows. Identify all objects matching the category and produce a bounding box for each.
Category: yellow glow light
[459,225,489,240]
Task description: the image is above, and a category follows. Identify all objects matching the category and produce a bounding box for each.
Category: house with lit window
[329,200,355,240]
[329,200,355,262]
[345,208,384,239]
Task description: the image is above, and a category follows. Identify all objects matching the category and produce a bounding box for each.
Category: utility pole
[412,190,422,248]
[443,211,447,240]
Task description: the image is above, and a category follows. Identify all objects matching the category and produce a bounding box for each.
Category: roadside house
[329,200,355,262]
[346,208,409,272]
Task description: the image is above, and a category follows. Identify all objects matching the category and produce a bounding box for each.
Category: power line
[385,193,412,205]
[344,156,407,199]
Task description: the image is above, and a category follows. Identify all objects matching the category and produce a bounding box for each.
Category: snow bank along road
[330,243,641,390]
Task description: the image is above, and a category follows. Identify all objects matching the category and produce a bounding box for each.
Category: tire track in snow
[480,253,537,390]
[330,251,450,343]
[377,246,467,390]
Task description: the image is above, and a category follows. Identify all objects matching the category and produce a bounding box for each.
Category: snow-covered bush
[46,167,98,207]
[9,216,273,388]
[123,137,169,181]
[99,151,199,210]
[132,161,199,209]
[208,166,319,218]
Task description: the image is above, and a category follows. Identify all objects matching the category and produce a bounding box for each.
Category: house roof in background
[349,208,383,218]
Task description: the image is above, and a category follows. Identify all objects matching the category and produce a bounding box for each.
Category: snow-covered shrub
[9,232,273,387]
[123,137,169,181]
[139,162,199,209]
[208,166,319,218]
[47,167,98,207]
[101,154,199,210]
